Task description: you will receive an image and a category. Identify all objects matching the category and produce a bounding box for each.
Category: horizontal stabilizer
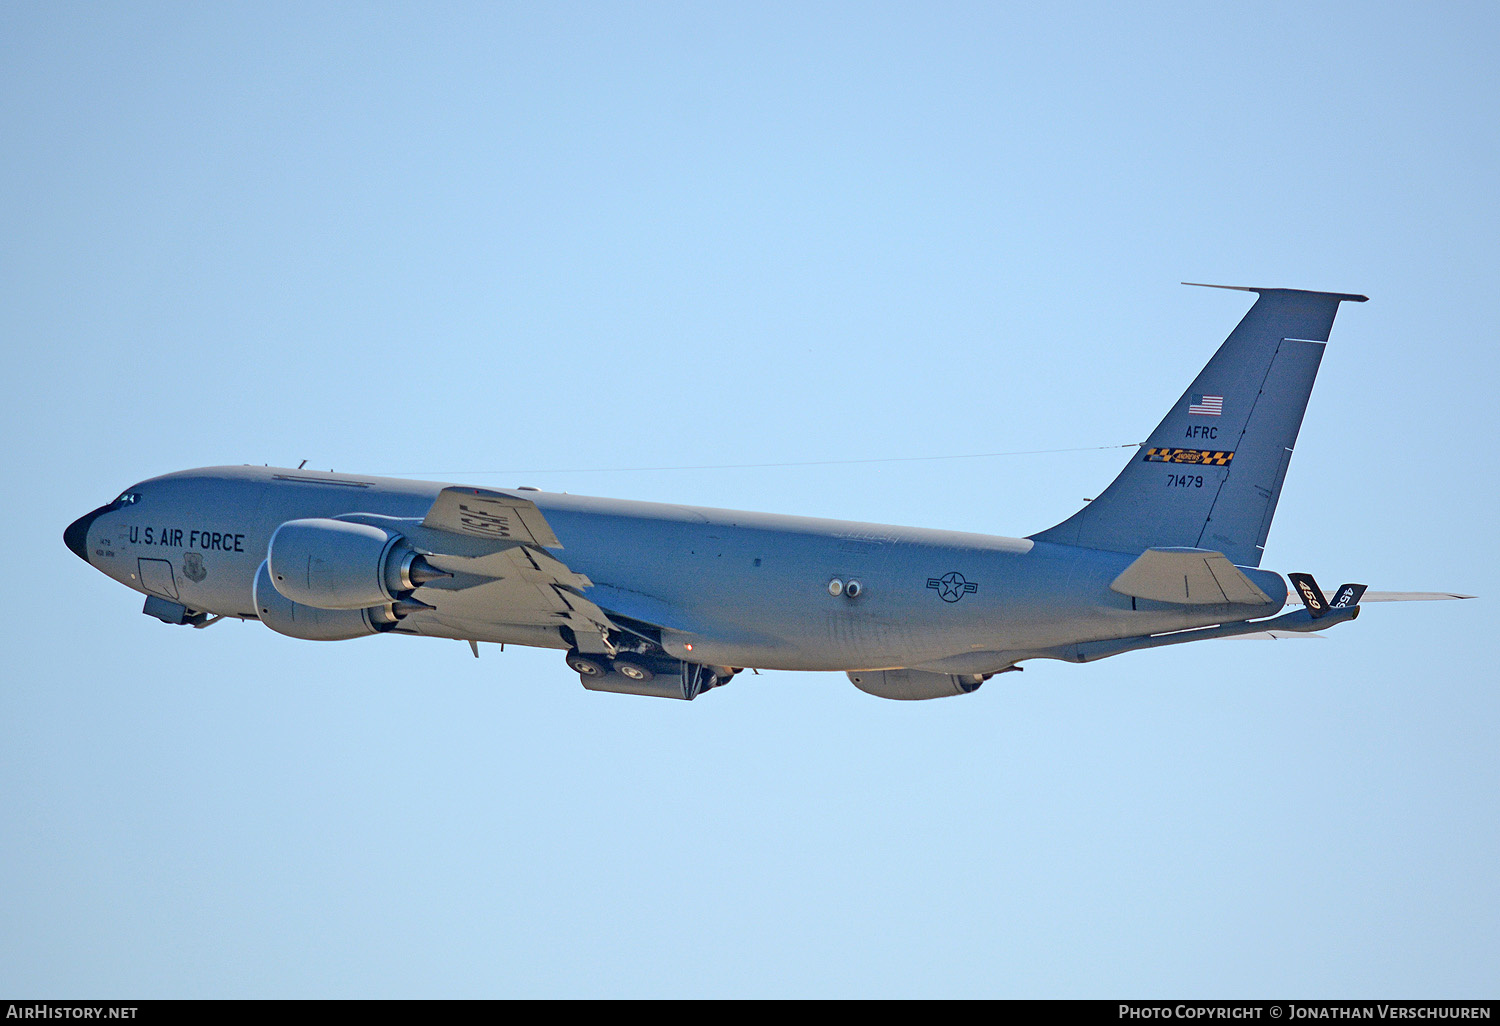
[1291,590,1476,604]
[1110,547,1274,605]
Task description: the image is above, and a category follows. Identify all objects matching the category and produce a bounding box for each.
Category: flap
[582,583,706,635]
[421,487,561,548]
[404,546,613,652]
[1110,547,1274,605]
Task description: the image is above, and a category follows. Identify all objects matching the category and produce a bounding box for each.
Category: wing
[421,543,620,653]
[341,488,617,653]
[419,486,562,547]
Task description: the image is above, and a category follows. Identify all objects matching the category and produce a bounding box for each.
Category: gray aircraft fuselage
[66,286,1385,699]
[67,464,1283,675]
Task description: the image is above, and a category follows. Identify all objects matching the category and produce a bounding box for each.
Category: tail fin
[1031,284,1367,567]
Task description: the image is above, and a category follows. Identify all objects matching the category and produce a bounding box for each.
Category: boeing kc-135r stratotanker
[64,285,1472,700]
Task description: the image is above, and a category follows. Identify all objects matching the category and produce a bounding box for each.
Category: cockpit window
[111,492,141,507]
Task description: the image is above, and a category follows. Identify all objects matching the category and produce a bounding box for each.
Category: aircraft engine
[266,518,447,610]
[846,668,985,701]
[253,560,398,641]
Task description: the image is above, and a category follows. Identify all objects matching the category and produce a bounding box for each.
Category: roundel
[926,571,979,603]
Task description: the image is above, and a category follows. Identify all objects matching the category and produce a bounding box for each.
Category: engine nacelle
[267,517,443,610]
[847,668,984,701]
[253,560,395,641]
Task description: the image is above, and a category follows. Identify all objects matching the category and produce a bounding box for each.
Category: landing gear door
[138,557,179,600]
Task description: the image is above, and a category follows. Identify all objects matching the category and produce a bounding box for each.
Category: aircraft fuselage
[68,464,1286,675]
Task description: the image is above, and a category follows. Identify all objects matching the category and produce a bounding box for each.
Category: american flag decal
[1189,393,1223,416]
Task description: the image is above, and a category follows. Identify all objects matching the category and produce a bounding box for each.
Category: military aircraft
[64,285,1471,700]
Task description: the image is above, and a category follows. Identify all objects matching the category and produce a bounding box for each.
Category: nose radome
[64,505,109,562]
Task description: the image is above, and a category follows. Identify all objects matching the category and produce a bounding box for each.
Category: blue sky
[4,2,1496,997]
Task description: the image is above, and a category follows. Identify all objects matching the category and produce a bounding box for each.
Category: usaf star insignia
[926,571,978,603]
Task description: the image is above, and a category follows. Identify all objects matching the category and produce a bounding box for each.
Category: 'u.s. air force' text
[127,526,245,552]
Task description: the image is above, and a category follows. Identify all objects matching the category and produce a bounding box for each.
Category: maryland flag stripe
[1142,448,1235,466]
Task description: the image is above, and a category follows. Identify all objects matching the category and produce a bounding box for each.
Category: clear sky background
[4,1,1496,998]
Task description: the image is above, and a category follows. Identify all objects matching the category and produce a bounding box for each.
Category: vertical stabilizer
[1030,285,1366,567]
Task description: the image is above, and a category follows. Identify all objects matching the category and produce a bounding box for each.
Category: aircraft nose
[64,505,108,563]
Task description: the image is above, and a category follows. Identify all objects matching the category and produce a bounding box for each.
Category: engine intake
[267,518,446,610]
